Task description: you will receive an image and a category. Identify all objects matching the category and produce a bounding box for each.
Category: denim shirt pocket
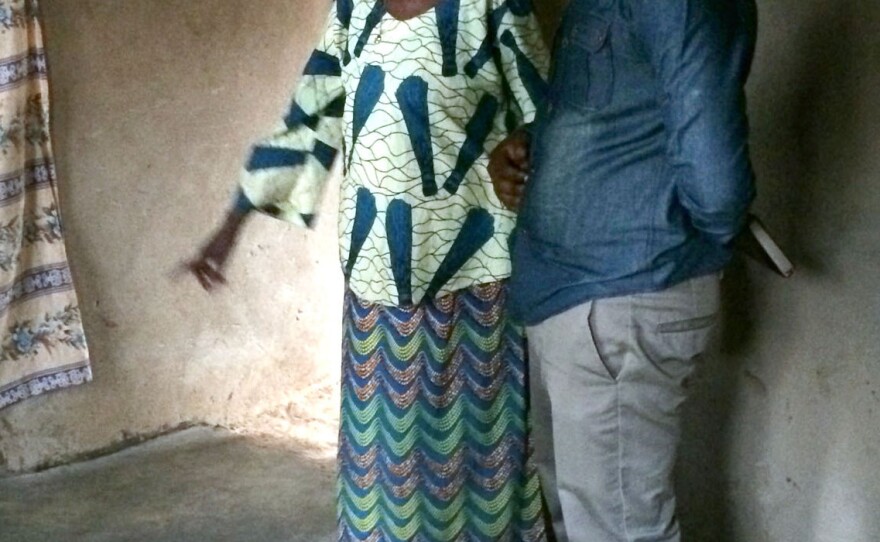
[552,14,614,111]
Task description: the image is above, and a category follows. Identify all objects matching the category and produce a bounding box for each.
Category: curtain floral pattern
[0,0,90,409]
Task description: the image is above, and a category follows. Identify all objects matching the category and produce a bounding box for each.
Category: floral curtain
[0,0,90,410]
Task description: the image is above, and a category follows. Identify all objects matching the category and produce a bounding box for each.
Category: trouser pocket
[585,300,624,381]
[634,274,721,379]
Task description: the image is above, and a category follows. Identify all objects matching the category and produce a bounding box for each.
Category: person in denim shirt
[489,0,757,540]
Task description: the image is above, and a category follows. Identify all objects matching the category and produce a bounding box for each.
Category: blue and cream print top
[240,0,548,306]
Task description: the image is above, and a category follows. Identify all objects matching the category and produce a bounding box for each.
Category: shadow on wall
[677,2,870,541]
[768,3,878,540]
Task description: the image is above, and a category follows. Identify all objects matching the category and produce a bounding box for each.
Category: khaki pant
[527,274,721,542]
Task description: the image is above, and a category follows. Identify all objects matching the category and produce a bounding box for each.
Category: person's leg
[528,336,567,541]
[339,283,551,540]
[527,274,721,542]
[528,299,627,541]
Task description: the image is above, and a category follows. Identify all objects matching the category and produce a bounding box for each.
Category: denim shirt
[510,0,758,324]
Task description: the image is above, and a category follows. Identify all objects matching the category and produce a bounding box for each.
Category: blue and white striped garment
[240,0,549,307]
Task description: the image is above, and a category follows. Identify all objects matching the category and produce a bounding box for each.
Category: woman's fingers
[493,177,526,210]
[187,258,227,292]
[505,136,530,171]
[496,177,525,197]
[490,139,529,176]
[495,176,526,210]
[494,159,528,183]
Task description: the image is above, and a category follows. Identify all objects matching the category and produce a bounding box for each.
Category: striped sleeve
[239,2,347,228]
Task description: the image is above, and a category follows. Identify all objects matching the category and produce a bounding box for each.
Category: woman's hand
[488,130,531,211]
[184,210,248,292]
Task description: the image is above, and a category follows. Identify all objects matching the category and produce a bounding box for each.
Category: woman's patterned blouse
[240,0,548,306]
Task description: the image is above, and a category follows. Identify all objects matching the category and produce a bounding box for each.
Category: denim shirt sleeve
[638,0,758,245]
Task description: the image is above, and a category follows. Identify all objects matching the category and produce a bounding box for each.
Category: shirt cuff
[232,189,256,214]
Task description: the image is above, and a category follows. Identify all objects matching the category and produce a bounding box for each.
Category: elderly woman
[189,0,549,539]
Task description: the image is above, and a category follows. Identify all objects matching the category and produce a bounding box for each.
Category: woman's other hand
[184,210,248,292]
